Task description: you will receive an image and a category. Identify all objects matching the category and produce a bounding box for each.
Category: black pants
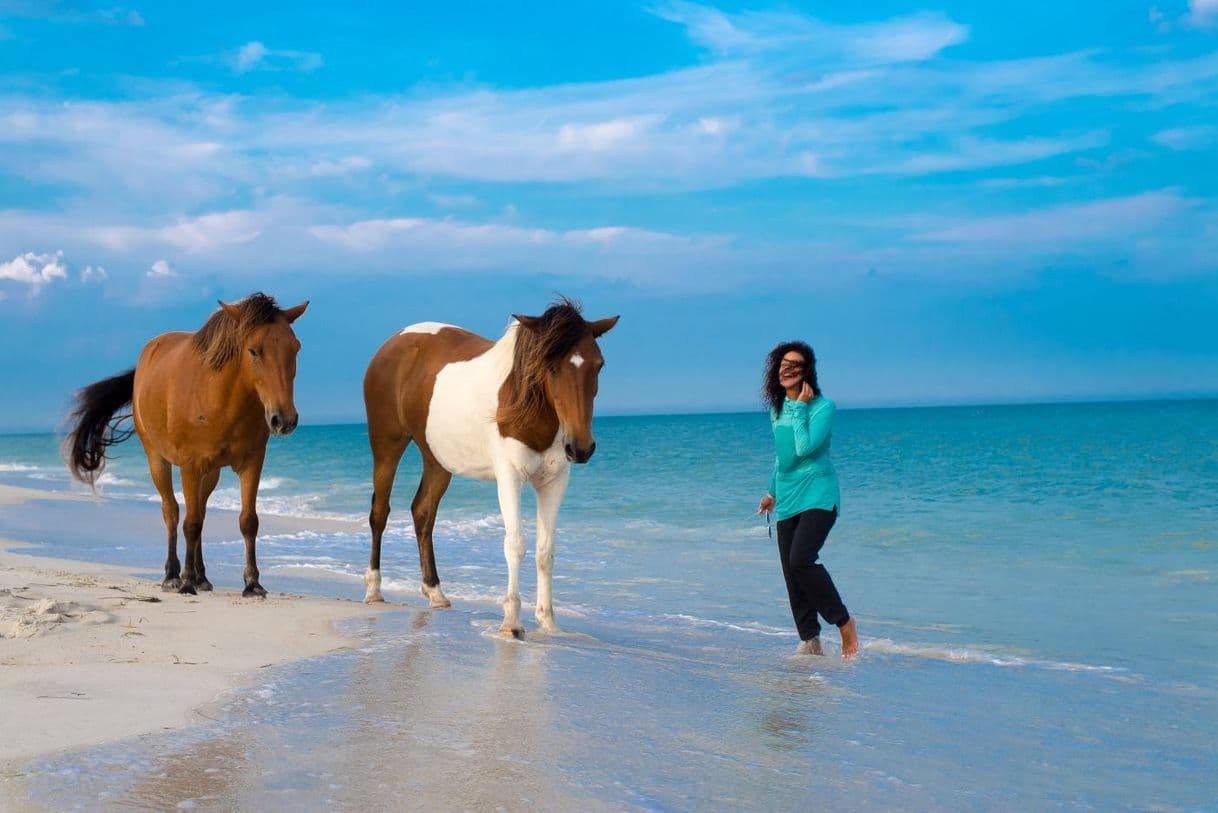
[776,508,849,641]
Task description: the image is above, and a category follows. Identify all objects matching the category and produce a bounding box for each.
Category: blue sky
[1,1,1217,431]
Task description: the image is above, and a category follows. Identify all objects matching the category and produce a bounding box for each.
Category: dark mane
[191,292,284,371]
[498,297,588,429]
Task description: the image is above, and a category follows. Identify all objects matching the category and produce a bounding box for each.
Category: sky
[1,0,1217,431]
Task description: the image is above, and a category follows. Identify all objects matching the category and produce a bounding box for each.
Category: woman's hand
[796,381,814,403]
[757,494,775,514]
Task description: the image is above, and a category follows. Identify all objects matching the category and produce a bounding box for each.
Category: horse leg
[178,467,206,595]
[236,449,267,597]
[412,454,453,608]
[191,468,220,592]
[533,467,570,633]
[496,470,526,638]
[365,434,408,603]
[145,451,181,591]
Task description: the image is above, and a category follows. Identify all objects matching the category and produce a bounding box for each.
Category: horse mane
[190,292,285,371]
[498,297,588,429]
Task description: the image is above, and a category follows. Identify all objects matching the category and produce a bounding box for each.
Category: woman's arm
[790,398,835,457]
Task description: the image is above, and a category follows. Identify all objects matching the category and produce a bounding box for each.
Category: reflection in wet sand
[21,606,857,811]
[122,731,254,810]
[326,611,589,810]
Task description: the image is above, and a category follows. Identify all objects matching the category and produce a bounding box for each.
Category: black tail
[64,368,136,486]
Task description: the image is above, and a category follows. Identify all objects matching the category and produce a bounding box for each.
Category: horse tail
[64,368,136,485]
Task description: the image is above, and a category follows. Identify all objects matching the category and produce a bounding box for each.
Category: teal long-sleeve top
[767,395,840,520]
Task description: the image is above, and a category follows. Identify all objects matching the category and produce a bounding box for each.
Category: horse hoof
[178,582,197,596]
[161,578,181,592]
[499,625,525,640]
[196,579,213,592]
[242,582,268,598]
[364,593,385,604]
[421,584,450,609]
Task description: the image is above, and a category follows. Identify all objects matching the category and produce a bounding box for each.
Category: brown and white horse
[65,293,308,597]
[362,298,617,636]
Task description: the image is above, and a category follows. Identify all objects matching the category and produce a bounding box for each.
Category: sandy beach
[0,484,385,808]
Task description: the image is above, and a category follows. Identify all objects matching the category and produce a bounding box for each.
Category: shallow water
[3,401,1217,809]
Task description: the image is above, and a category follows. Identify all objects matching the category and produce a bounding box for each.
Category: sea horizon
[4,391,1215,437]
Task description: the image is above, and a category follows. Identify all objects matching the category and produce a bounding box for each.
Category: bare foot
[796,637,824,656]
[839,617,859,659]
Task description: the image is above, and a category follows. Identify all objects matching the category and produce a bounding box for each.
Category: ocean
[1,401,1216,810]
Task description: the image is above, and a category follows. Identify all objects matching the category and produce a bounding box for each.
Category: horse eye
[249,347,261,359]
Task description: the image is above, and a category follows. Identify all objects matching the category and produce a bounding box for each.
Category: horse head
[221,299,308,436]
[513,311,618,464]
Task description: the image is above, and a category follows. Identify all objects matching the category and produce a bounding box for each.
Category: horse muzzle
[267,409,299,436]
[564,441,596,464]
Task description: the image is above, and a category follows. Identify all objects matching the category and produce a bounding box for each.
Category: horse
[361,298,617,637]
[64,292,308,597]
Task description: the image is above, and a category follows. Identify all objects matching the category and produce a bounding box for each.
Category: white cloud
[0,8,1215,295]
[1185,0,1218,28]
[1152,125,1217,150]
[979,176,1072,190]
[308,156,372,177]
[880,132,1110,176]
[556,117,659,152]
[232,41,323,74]
[172,142,224,160]
[148,259,175,277]
[0,199,732,287]
[0,250,67,291]
[303,215,725,283]
[652,2,968,63]
[429,193,480,209]
[1153,0,1218,32]
[90,210,264,253]
[2,14,1213,198]
[308,216,700,254]
[236,41,269,72]
[309,217,549,252]
[911,191,1190,246]
[80,265,107,282]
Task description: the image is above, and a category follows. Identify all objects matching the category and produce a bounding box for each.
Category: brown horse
[65,292,308,597]
[362,298,617,636]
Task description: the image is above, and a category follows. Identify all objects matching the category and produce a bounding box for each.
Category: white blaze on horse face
[399,321,456,336]
[569,352,585,368]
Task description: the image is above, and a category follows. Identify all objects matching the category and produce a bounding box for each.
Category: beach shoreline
[0,483,388,807]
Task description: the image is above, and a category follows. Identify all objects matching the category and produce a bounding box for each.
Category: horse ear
[588,315,619,338]
[513,314,543,331]
[219,301,242,320]
[282,301,309,324]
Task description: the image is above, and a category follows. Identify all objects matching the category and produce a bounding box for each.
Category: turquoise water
[2,401,1217,809]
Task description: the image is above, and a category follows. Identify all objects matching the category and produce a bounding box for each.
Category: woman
[757,341,859,658]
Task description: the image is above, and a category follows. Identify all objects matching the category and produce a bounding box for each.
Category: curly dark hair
[762,340,819,416]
